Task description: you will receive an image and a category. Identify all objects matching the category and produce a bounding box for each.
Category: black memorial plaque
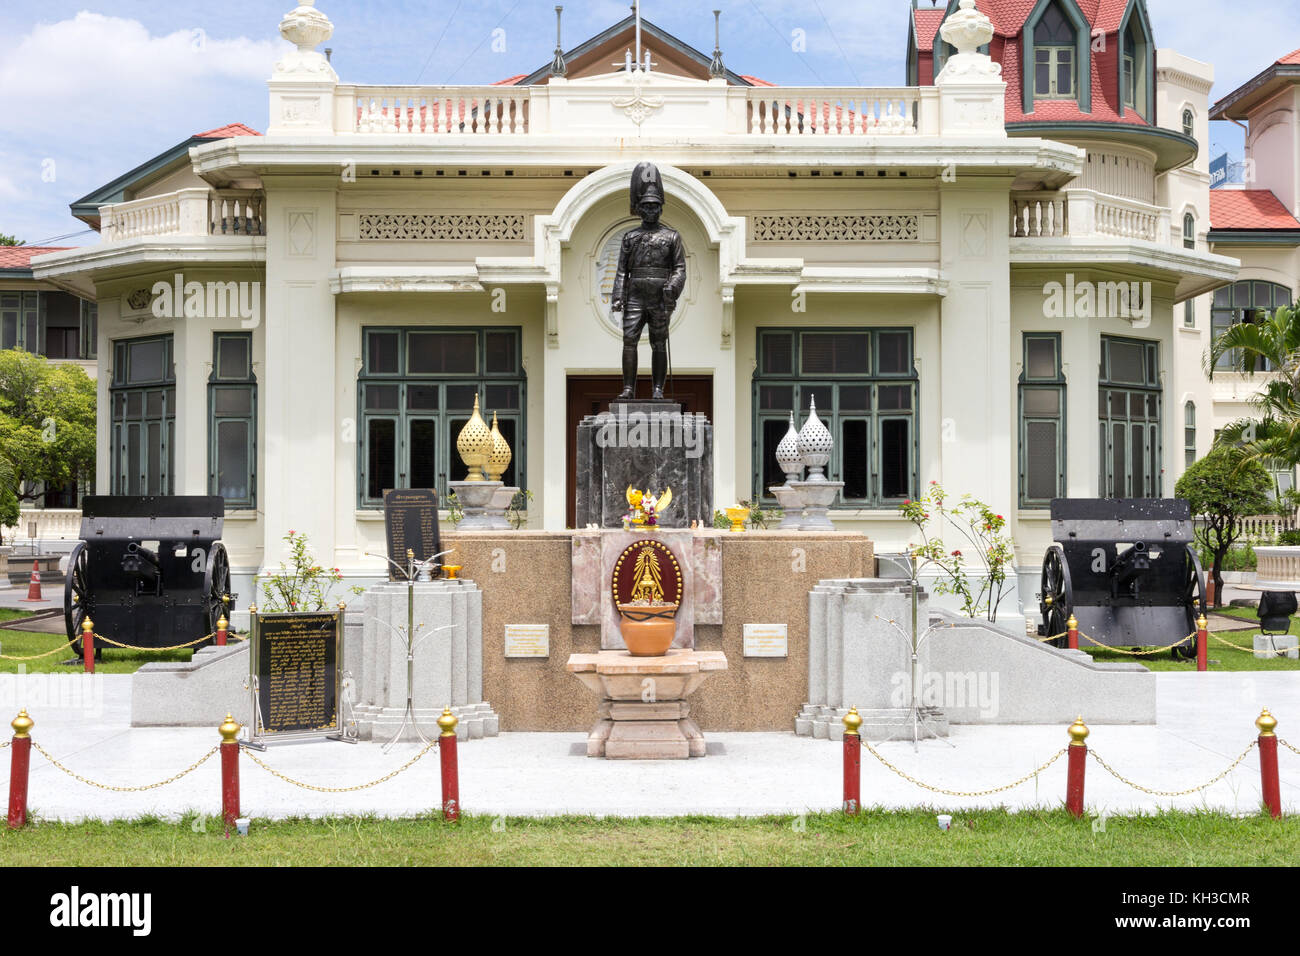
[252,610,341,740]
[383,488,443,580]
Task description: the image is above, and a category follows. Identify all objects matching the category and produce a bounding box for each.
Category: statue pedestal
[574,401,713,528]
[567,649,727,758]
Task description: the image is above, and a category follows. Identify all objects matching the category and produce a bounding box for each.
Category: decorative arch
[526,162,747,348]
[1022,0,1092,115]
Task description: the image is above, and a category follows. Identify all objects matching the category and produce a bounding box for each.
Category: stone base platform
[796,704,950,741]
[567,648,726,758]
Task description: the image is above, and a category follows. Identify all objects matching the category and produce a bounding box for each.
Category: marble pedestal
[574,400,713,528]
[566,649,727,758]
[353,579,499,741]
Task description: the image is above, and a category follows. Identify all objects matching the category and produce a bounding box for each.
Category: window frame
[1098,335,1162,499]
[1184,401,1196,469]
[110,334,176,497]
[356,326,526,509]
[1022,0,1091,114]
[752,327,919,508]
[1018,333,1067,508]
[1211,280,1293,371]
[208,331,257,510]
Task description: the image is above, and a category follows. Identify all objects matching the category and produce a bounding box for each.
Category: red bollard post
[219,714,241,833]
[1257,709,1281,819]
[7,710,33,830]
[216,614,228,648]
[1066,716,1089,818]
[1067,614,1079,651]
[842,707,862,815]
[1196,614,1208,673]
[438,708,460,821]
[81,618,94,674]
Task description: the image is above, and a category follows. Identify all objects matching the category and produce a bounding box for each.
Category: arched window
[1182,108,1195,137]
[1184,402,1196,468]
[1211,280,1294,370]
[1183,213,1196,250]
[1034,3,1077,99]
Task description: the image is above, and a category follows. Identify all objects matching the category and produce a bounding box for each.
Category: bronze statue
[610,162,687,400]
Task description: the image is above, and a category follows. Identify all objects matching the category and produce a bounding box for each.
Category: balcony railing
[333,82,939,137]
[100,188,266,243]
[1011,188,1170,243]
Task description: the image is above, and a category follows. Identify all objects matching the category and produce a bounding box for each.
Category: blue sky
[1,0,1294,245]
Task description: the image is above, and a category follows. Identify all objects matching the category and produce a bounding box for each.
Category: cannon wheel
[1040,545,1073,649]
[203,543,231,644]
[1175,545,1208,660]
[64,542,96,657]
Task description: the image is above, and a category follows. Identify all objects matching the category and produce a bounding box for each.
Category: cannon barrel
[121,541,161,583]
[1110,540,1150,590]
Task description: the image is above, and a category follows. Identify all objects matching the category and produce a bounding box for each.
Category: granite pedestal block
[575,401,713,529]
[567,649,727,758]
[353,579,499,741]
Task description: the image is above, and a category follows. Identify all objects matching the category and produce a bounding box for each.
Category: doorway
[565,374,713,528]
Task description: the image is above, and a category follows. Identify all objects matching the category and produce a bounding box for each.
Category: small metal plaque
[505,624,550,658]
[743,623,788,658]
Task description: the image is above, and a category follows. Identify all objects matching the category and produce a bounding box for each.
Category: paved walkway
[0,671,1297,820]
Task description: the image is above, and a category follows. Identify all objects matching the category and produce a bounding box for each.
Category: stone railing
[99,188,266,243]
[1255,545,1300,585]
[1237,514,1298,542]
[1009,188,1169,243]
[3,508,82,543]
[341,85,530,134]
[744,87,937,136]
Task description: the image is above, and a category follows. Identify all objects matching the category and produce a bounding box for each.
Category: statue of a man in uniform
[610,162,687,400]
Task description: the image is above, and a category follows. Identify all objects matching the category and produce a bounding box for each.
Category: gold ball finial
[81,617,94,634]
[1257,708,1278,737]
[437,707,459,737]
[1066,614,1078,631]
[338,601,347,612]
[1068,715,1089,746]
[248,603,258,615]
[217,615,229,631]
[1196,614,1208,631]
[219,713,241,744]
[842,707,863,737]
[11,709,33,739]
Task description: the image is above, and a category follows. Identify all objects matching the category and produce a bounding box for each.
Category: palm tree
[1208,304,1300,470]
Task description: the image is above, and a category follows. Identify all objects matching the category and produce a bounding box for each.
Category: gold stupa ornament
[455,394,493,481]
[486,411,512,482]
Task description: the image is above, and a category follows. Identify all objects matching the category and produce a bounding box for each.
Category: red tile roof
[914,8,944,49]
[1210,189,1300,230]
[194,123,261,139]
[0,246,72,269]
[491,74,527,87]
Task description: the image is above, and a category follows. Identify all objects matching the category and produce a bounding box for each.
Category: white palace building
[30,0,1251,608]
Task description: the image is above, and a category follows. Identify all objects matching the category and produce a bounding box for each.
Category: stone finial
[274,0,338,79]
[936,0,1002,82]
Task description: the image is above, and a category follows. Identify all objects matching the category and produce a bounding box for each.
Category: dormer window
[1123,30,1137,108]
[1033,3,1077,99]
[1119,7,1153,119]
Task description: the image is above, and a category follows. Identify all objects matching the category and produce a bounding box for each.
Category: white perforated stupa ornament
[775,411,805,483]
[797,396,833,482]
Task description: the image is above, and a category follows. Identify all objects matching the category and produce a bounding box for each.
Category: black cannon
[1038,498,1206,659]
[64,496,233,654]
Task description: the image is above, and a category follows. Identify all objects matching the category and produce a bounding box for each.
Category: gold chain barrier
[1077,630,1194,656]
[860,737,1067,798]
[241,738,438,793]
[1208,630,1295,658]
[31,742,219,792]
[1087,741,1258,797]
[1279,738,1300,757]
[0,638,80,661]
[94,631,220,652]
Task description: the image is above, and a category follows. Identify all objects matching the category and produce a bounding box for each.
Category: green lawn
[1080,606,1300,671]
[0,622,195,674]
[0,809,1293,866]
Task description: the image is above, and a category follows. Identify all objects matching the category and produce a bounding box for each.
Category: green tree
[0,350,96,507]
[1208,303,1300,471]
[0,234,22,246]
[1175,446,1274,606]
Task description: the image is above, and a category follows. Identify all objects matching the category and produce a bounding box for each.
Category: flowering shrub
[900,482,1014,621]
[259,530,364,612]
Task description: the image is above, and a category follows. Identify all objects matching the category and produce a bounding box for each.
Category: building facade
[31,0,1239,611]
